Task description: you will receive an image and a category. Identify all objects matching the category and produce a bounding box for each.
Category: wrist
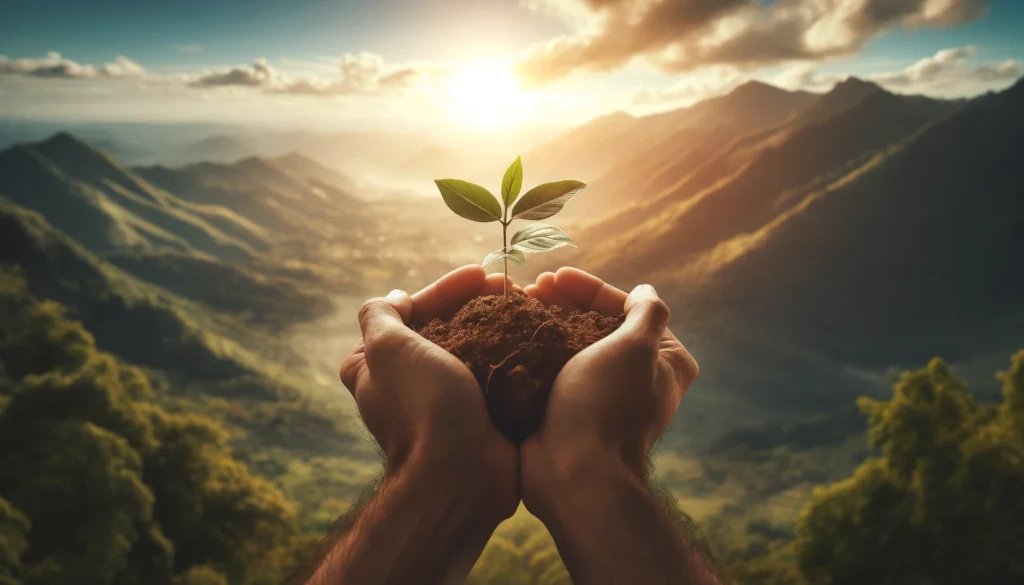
[388,434,518,525]
[521,437,647,523]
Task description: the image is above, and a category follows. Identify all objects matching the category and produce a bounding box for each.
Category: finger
[528,273,579,310]
[358,295,414,351]
[619,284,671,345]
[481,272,514,296]
[553,267,627,315]
[384,289,413,323]
[409,264,486,323]
[339,339,366,395]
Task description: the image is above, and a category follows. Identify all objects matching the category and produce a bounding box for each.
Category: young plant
[435,156,585,297]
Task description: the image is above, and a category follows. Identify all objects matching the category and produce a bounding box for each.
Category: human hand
[340,265,519,521]
[521,268,699,505]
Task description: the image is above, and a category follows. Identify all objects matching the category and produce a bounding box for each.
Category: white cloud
[516,0,990,86]
[187,52,439,96]
[775,46,1022,94]
[0,51,441,99]
[631,66,746,106]
[0,52,146,79]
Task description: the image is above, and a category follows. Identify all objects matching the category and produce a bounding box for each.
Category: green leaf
[501,156,523,208]
[434,179,502,223]
[511,223,577,254]
[511,180,586,220]
[482,248,527,268]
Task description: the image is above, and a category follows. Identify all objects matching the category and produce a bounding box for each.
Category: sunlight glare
[447,64,526,130]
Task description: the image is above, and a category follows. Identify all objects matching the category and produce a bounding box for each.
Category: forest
[2,263,1022,584]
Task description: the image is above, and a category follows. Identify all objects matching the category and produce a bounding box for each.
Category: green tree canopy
[0,267,303,585]
[794,354,1024,585]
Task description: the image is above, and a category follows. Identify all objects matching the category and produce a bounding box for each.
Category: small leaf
[511,180,586,220]
[511,224,577,254]
[501,156,523,208]
[434,179,502,223]
[482,248,527,268]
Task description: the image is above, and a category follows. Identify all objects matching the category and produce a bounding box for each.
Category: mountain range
[529,76,1024,429]
[1,75,1021,443]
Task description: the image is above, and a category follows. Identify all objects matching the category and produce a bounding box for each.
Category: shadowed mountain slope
[568,81,957,263]
[526,82,817,186]
[0,133,264,262]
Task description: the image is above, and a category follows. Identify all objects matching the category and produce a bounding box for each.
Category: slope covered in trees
[727,352,1024,585]
[0,268,312,585]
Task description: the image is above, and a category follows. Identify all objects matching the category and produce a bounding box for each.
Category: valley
[2,74,1022,581]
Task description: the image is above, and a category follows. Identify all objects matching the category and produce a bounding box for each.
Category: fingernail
[633,284,658,297]
[386,289,405,299]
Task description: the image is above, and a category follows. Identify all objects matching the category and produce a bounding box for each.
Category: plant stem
[501,220,508,298]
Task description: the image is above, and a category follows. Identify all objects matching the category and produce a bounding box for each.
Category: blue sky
[1,0,1022,132]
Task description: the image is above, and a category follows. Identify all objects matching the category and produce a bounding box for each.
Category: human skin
[523,267,720,585]
[295,265,719,585]
[294,265,520,585]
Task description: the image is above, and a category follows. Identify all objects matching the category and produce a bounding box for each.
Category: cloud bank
[516,0,990,85]
[188,53,437,96]
[1,51,438,98]
[0,52,145,79]
[776,46,1022,93]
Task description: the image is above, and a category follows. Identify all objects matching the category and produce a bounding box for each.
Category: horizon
[2,0,1023,138]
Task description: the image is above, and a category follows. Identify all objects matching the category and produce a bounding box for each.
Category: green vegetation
[724,353,1024,585]
[434,156,584,295]
[0,268,309,585]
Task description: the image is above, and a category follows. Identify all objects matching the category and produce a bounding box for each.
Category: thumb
[620,284,670,344]
[358,289,413,349]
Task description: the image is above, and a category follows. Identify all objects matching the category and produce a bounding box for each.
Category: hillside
[526,81,817,190]
[575,86,956,271]
[0,133,264,262]
[573,78,1024,408]
[678,78,1024,362]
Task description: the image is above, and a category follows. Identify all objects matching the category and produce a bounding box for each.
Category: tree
[794,354,1024,585]
[0,266,304,584]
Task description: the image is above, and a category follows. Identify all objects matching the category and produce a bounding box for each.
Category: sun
[446,64,526,129]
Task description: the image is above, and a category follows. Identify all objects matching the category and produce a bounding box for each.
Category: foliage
[785,354,1024,585]
[0,267,308,585]
[434,157,585,293]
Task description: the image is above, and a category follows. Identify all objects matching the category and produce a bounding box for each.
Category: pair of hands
[339,265,699,523]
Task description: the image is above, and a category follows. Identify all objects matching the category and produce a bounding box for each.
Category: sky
[1,0,1022,135]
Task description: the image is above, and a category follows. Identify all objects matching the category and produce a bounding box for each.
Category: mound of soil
[416,292,622,444]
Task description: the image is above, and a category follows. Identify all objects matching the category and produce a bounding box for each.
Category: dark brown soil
[416,292,623,444]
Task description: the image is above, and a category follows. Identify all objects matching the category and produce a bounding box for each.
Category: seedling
[435,156,585,297]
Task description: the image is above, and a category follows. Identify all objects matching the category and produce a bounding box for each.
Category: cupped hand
[521,268,699,499]
[340,265,520,519]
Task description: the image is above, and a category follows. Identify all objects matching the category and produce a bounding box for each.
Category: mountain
[135,154,371,251]
[567,80,956,253]
[524,111,637,182]
[175,134,255,164]
[560,78,1024,426]
[531,81,819,218]
[0,133,264,262]
[272,151,358,193]
[796,77,885,126]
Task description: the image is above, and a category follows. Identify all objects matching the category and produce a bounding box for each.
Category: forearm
[528,451,722,585]
[300,448,506,585]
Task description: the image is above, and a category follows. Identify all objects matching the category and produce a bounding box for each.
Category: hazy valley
[2,74,1023,583]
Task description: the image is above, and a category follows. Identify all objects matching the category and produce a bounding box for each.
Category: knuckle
[664,347,699,386]
[646,297,670,324]
[363,330,412,365]
[358,298,390,322]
